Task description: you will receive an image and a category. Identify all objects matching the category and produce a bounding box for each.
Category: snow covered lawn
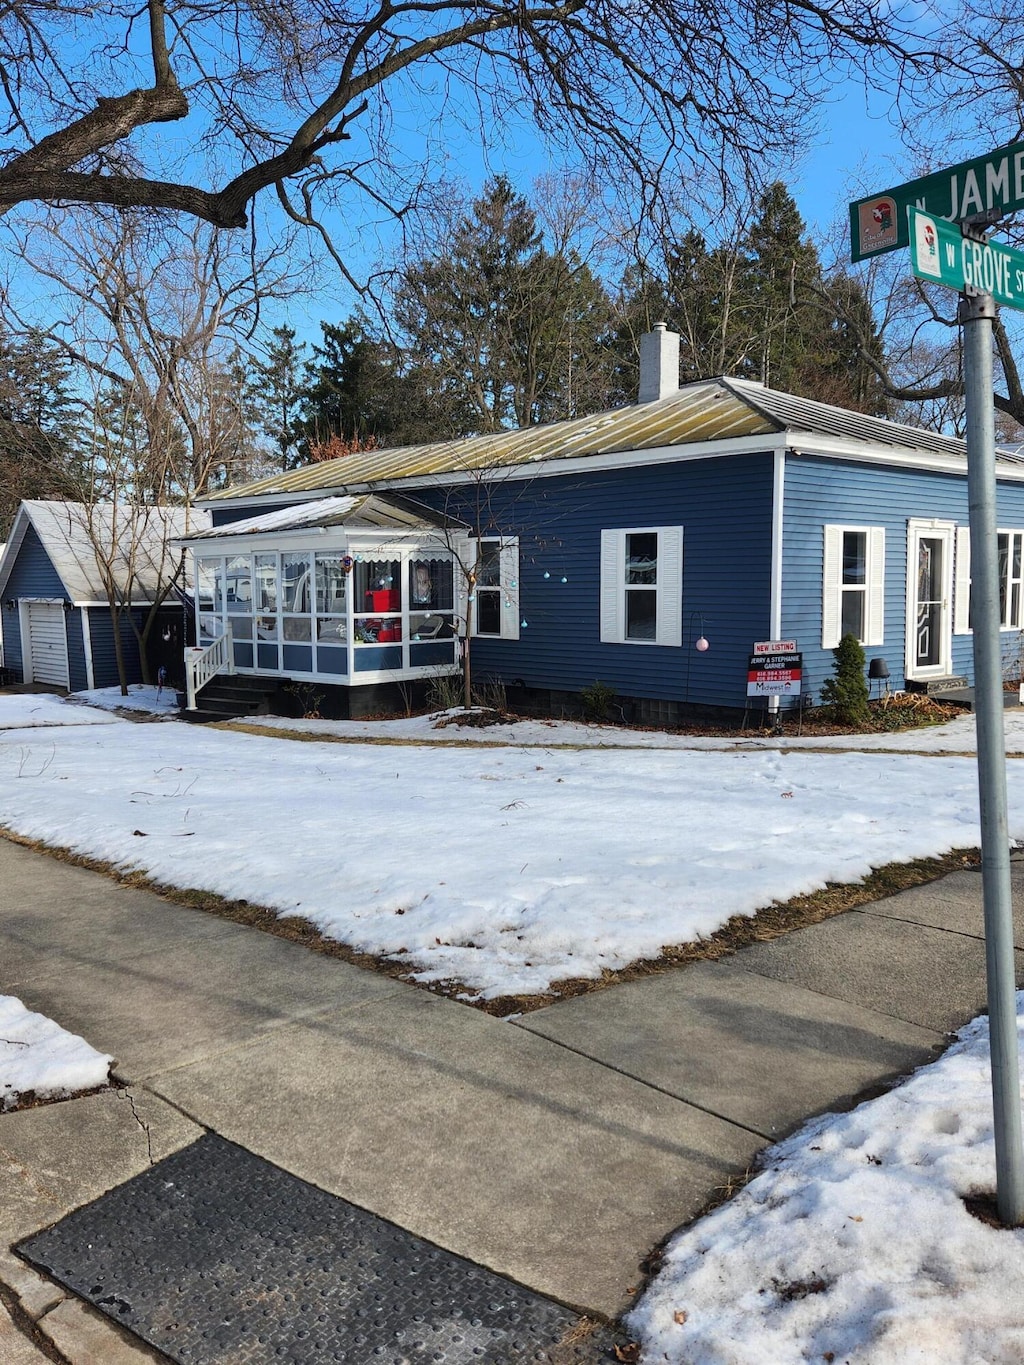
[0,693,118,729]
[0,995,112,1111]
[0,692,1021,998]
[629,995,1024,1365]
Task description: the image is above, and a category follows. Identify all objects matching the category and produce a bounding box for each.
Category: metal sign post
[960,283,1024,1225]
[853,161,1024,1224]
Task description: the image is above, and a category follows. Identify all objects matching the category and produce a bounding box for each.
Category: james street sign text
[850,142,1024,262]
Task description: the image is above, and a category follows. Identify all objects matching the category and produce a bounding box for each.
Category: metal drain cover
[17,1134,621,1363]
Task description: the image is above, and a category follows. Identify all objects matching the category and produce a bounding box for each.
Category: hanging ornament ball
[543,571,550,579]
[560,576,568,583]
[521,619,528,628]
[695,636,710,652]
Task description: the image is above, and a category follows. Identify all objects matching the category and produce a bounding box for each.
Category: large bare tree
[0,0,937,255]
[3,209,297,495]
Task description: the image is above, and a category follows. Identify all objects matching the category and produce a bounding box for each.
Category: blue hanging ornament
[560,576,568,583]
[521,619,528,628]
[543,571,550,579]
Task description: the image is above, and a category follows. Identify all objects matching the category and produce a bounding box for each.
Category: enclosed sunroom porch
[181,496,467,707]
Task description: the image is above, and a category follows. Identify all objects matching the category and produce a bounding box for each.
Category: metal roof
[725,379,969,458]
[205,375,975,505]
[182,493,450,542]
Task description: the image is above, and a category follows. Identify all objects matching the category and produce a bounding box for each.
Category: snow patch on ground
[0,995,112,1110]
[0,694,118,729]
[73,683,180,716]
[629,995,1024,1364]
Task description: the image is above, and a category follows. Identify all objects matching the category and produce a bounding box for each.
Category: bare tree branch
[0,0,942,238]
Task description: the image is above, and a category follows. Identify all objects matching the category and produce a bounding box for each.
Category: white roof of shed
[0,500,211,605]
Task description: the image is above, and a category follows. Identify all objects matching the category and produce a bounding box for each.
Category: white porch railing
[184,626,234,710]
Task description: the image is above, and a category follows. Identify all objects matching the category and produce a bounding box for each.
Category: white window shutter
[865,527,885,646]
[453,534,471,636]
[655,526,684,647]
[499,538,520,640]
[600,530,625,643]
[954,526,971,635]
[821,525,843,649]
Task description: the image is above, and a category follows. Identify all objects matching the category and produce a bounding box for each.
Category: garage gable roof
[0,501,211,605]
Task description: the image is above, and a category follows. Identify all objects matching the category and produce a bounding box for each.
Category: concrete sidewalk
[1,835,1021,1363]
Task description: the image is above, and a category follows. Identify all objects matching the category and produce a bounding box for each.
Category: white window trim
[600,527,683,647]
[953,525,971,635]
[455,536,520,641]
[998,528,1024,630]
[822,524,885,650]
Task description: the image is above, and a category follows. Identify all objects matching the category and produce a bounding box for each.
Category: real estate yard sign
[747,645,802,697]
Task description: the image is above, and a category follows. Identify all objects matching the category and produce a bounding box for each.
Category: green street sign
[850,142,1024,262]
[909,206,1024,311]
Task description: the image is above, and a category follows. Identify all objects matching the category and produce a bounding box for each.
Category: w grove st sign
[909,207,1024,311]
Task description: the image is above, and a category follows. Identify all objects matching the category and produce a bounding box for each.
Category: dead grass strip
[0,828,980,1016]
[208,720,1011,760]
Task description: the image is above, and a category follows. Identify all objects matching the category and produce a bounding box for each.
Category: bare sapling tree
[431,461,571,711]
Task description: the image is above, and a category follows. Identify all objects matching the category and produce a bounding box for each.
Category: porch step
[923,685,1023,711]
[904,675,970,696]
[181,675,277,724]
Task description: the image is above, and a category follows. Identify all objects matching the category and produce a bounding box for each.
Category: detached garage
[0,500,209,691]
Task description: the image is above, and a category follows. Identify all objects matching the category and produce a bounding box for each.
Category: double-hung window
[458,536,520,639]
[822,525,885,648]
[600,527,683,646]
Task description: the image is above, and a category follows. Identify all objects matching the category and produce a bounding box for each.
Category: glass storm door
[907,523,953,679]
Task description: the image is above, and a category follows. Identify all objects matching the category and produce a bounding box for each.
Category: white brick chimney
[638,322,680,403]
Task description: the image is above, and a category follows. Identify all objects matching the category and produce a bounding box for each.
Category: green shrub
[820,633,870,727]
[580,679,616,722]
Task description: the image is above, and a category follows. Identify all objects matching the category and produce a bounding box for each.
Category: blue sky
[278,77,919,346]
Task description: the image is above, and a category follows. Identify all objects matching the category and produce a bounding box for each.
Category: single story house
[183,325,1024,722]
[0,500,209,692]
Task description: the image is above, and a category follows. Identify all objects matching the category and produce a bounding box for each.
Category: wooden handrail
[184,625,234,710]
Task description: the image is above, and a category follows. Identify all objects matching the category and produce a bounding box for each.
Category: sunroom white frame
[190,527,461,686]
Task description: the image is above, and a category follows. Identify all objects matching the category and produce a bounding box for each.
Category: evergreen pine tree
[820,632,870,727]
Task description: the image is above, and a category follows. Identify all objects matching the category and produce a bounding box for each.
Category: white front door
[906,521,954,681]
[23,600,70,688]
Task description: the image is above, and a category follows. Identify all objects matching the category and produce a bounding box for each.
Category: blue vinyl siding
[210,502,292,528]
[781,453,1024,700]
[413,453,776,708]
[65,609,88,691]
[86,606,146,690]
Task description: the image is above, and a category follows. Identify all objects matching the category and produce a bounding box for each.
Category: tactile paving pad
[17,1134,623,1363]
